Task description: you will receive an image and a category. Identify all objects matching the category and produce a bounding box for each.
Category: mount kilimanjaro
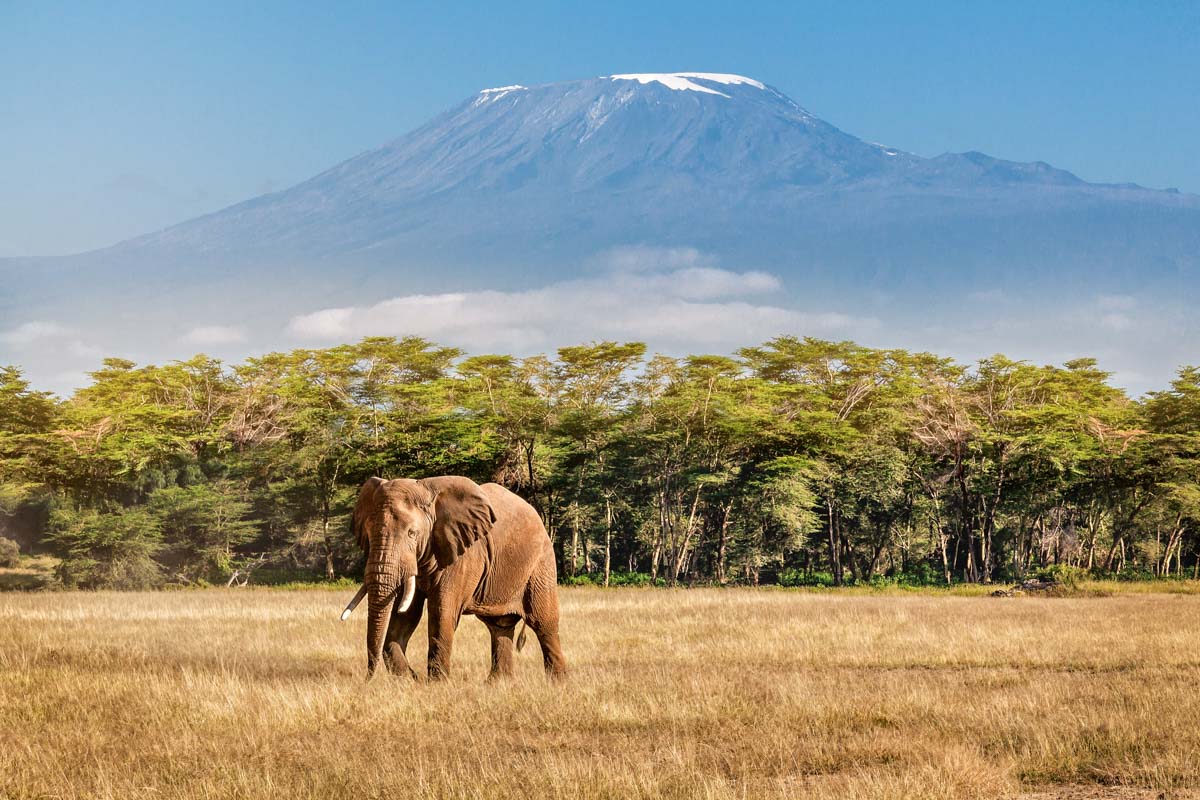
[5,71,1198,308]
[2,72,1198,396]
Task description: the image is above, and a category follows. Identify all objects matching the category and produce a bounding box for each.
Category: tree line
[2,336,1199,589]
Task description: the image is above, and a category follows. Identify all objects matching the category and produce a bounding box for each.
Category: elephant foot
[384,642,419,680]
[486,667,515,683]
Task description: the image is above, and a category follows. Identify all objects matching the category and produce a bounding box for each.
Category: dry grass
[0,555,57,591]
[2,587,1199,800]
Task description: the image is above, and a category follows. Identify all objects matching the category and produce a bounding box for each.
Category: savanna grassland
[2,587,1199,800]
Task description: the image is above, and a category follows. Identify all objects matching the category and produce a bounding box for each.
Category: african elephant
[340,475,567,681]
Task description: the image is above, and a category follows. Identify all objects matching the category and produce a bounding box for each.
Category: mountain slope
[6,71,1197,304]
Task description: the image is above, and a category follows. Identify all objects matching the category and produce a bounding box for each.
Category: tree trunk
[569,506,579,577]
[670,488,703,584]
[603,494,613,587]
[322,496,335,581]
[980,449,1006,583]
[955,449,978,583]
[826,498,843,586]
[716,499,733,584]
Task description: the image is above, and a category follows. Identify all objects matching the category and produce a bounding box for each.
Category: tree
[4,339,1200,587]
[549,342,646,579]
[149,483,257,582]
[0,366,58,518]
[49,507,164,589]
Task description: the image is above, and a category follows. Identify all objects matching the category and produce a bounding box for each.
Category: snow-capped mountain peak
[5,70,1195,325]
[473,85,527,105]
[608,72,765,97]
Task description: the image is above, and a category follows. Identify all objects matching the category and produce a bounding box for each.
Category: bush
[1033,564,1089,588]
[561,571,657,587]
[893,562,946,586]
[777,569,836,588]
[49,508,164,590]
[608,571,654,587]
[0,536,20,568]
[1112,566,1157,582]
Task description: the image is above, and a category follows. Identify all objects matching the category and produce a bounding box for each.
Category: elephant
[340,475,567,681]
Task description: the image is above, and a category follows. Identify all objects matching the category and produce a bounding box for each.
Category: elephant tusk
[340,583,369,621]
[396,575,417,614]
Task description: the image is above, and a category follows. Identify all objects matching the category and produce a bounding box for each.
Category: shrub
[895,562,946,586]
[1033,564,1089,588]
[0,536,19,568]
[560,571,656,587]
[49,508,164,590]
[608,571,653,587]
[777,569,836,588]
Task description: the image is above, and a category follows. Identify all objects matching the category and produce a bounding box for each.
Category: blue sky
[2,0,1197,257]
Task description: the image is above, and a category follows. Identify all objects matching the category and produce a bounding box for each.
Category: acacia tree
[231,338,461,579]
[741,338,930,584]
[49,506,164,589]
[0,366,57,524]
[7,340,1200,587]
[453,354,551,499]
[549,342,645,578]
[149,482,257,582]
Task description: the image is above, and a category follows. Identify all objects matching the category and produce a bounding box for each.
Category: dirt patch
[1017,787,1198,800]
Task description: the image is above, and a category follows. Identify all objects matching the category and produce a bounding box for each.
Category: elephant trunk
[365,587,395,676]
[365,553,404,676]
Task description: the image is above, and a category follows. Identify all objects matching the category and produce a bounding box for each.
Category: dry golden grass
[2,586,1200,799]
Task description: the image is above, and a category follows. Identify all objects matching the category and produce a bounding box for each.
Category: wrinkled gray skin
[348,475,566,681]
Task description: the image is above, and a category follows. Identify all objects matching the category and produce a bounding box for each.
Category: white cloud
[183,325,246,346]
[0,321,71,345]
[287,266,873,352]
[899,291,1192,396]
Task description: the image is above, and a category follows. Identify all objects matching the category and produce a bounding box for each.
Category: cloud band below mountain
[286,265,872,352]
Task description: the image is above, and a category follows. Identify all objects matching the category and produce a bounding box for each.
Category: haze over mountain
[3,72,1197,394]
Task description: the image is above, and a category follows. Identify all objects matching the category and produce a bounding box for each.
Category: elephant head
[344,476,496,672]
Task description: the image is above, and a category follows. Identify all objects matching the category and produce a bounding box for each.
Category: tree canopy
[2,336,1199,588]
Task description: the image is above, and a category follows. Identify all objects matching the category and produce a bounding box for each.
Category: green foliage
[562,571,656,587]
[1033,564,1090,588]
[148,483,257,582]
[893,562,945,586]
[49,507,164,589]
[778,569,836,587]
[4,343,1200,590]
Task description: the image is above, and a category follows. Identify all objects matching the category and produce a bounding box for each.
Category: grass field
[2,586,1199,799]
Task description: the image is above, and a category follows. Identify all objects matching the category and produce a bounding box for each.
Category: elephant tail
[516,620,528,653]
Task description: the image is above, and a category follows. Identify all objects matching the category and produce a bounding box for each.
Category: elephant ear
[352,477,386,551]
[419,476,496,569]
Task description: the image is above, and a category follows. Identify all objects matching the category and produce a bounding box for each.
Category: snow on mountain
[607,72,767,96]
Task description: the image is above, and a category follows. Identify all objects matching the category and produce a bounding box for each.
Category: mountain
[5,72,1198,306]
[2,73,1199,396]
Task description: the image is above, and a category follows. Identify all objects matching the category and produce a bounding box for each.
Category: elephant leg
[481,614,521,680]
[525,556,568,680]
[527,618,567,680]
[383,590,425,679]
[426,598,462,681]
